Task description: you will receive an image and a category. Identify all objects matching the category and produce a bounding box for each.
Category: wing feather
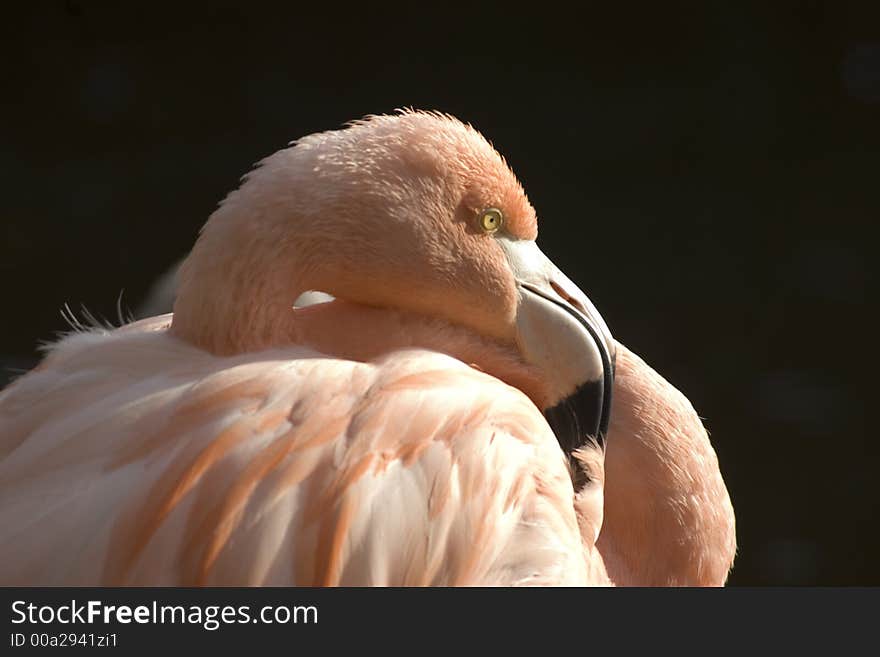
[0,327,602,585]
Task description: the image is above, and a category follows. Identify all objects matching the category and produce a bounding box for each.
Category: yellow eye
[479,208,504,233]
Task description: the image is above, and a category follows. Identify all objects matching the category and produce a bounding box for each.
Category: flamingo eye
[479,208,504,234]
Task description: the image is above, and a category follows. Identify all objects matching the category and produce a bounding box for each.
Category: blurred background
[1,2,876,584]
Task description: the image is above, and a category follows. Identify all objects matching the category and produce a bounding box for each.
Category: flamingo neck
[170,217,548,407]
[169,171,319,356]
[597,344,736,586]
[170,243,303,356]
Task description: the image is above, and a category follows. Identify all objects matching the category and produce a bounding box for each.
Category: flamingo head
[178,110,615,474]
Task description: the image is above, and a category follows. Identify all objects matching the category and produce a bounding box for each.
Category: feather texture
[0,317,607,586]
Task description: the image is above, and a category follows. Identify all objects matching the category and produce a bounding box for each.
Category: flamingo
[0,111,735,586]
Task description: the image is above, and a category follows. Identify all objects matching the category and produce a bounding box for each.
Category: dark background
[1,2,876,584]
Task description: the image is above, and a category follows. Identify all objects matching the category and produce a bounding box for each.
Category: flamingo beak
[499,239,615,486]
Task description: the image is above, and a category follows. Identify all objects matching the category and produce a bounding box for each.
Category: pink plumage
[0,111,735,585]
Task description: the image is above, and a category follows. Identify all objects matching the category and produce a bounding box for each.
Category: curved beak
[499,239,615,486]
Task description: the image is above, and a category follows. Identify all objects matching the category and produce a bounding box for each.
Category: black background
[1,2,877,585]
